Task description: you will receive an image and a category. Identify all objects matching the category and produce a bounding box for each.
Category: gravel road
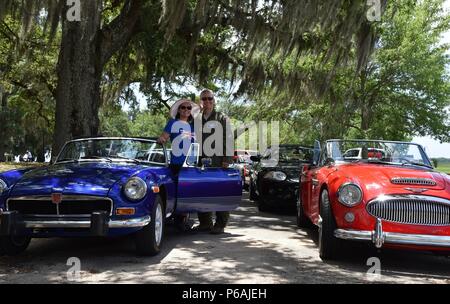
[1,193,450,284]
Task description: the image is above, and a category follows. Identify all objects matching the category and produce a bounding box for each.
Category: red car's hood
[333,163,447,191]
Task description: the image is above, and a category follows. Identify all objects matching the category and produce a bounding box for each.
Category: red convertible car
[297,139,450,260]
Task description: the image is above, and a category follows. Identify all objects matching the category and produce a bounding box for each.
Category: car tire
[318,188,344,260]
[135,195,165,256]
[257,197,271,212]
[174,213,191,232]
[249,179,258,201]
[296,198,310,228]
[0,235,31,256]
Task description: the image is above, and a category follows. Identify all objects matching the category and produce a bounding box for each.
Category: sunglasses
[180,106,192,110]
[201,97,214,101]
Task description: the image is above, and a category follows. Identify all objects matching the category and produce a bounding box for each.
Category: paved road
[1,193,450,283]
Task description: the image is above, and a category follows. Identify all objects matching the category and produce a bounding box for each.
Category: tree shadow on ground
[0,193,449,283]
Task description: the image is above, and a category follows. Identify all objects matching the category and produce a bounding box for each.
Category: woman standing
[158,98,200,231]
[158,98,200,174]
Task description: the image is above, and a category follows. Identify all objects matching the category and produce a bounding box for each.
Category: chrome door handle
[228,173,240,176]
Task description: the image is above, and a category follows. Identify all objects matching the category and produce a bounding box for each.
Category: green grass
[436,163,450,174]
[0,162,44,173]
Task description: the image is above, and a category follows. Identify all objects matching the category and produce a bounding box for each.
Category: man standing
[194,89,233,234]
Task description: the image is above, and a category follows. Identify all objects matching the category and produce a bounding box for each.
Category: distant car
[249,145,313,211]
[229,150,258,190]
[297,139,450,260]
[343,147,386,160]
[0,137,242,256]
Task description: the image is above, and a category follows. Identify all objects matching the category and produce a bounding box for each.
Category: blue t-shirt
[164,119,196,165]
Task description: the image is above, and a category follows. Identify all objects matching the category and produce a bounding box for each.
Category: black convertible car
[249,145,313,212]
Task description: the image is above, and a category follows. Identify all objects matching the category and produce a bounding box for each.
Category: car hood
[9,162,149,197]
[333,163,447,191]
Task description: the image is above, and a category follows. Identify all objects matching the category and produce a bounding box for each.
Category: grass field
[0,162,44,173]
[436,164,450,174]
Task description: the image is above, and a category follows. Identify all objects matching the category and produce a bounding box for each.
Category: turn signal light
[116,208,135,216]
[152,186,160,193]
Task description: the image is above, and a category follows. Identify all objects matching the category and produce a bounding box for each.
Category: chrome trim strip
[334,229,450,248]
[23,216,151,229]
[391,177,436,186]
[6,195,114,217]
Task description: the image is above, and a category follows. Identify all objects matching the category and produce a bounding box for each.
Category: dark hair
[175,112,194,123]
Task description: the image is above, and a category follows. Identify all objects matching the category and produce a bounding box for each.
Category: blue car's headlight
[123,177,147,201]
[0,179,7,194]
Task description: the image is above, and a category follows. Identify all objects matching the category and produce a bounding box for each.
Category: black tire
[0,235,31,256]
[296,198,310,228]
[135,195,165,256]
[249,179,258,201]
[257,197,270,212]
[318,188,344,260]
[174,213,191,232]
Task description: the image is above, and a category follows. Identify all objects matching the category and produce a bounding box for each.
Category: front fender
[0,167,37,208]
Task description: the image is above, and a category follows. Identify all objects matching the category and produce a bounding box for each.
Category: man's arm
[220,114,234,167]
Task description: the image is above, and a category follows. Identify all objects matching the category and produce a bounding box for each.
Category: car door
[176,143,242,213]
[301,140,321,220]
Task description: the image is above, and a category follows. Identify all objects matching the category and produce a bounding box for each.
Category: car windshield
[56,138,166,165]
[263,146,313,164]
[325,140,432,168]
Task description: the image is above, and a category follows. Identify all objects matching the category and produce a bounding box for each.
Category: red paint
[301,162,450,251]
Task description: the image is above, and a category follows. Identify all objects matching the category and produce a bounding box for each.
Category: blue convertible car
[0,137,242,256]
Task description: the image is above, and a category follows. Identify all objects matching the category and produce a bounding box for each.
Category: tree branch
[99,0,143,66]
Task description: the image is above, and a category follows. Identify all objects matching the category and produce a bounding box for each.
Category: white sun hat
[169,98,200,119]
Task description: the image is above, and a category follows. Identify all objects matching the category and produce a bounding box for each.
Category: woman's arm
[158,132,170,144]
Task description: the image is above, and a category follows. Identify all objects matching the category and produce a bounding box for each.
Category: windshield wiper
[399,159,433,169]
[55,158,79,163]
[366,159,396,165]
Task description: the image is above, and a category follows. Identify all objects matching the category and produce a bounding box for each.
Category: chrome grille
[6,195,113,217]
[367,195,450,226]
[391,177,436,186]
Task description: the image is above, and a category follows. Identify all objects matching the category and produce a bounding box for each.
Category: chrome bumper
[335,218,450,248]
[23,216,151,229]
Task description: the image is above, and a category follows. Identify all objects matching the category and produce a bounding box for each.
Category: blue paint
[0,160,242,238]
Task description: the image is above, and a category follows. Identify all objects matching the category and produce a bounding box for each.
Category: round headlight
[123,177,147,201]
[264,171,287,181]
[338,183,363,207]
[0,179,7,194]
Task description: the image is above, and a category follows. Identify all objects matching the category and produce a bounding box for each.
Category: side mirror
[324,157,335,167]
[250,155,261,162]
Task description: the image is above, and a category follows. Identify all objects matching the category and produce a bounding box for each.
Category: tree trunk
[0,87,9,161]
[52,0,103,155]
[52,0,142,156]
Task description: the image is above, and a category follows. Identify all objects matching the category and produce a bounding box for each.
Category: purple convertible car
[0,137,242,256]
